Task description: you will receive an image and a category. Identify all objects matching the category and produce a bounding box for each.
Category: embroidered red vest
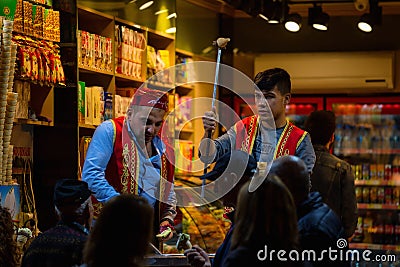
[92,116,175,219]
[234,115,307,159]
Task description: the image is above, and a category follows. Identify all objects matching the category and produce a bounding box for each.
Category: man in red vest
[82,87,176,241]
[200,68,316,174]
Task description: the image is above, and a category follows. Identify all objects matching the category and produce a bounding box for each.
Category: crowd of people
[0,67,357,267]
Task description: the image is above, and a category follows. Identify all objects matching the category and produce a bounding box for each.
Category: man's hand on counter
[184,245,211,267]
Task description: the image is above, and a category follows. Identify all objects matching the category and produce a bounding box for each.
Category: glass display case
[162,177,230,254]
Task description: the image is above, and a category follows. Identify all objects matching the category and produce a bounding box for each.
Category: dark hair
[83,194,153,267]
[254,68,291,95]
[270,155,310,205]
[231,175,298,252]
[0,206,19,267]
[304,110,336,145]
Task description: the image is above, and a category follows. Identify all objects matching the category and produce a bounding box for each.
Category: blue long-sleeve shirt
[82,120,177,212]
[211,122,316,174]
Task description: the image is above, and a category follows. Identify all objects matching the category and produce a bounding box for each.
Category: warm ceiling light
[166,13,177,19]
[308,6,329,31]
[258,0,287,24]
[258,14,269,21]
[139,0,153,10]
[357,2,382,33]
[268,2,287,24]
[155,9,168,15]
[285,13,302,32]
[165,27,176,34]
[358,14,373,32]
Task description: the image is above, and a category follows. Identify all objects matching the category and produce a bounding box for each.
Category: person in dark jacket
[270,155,350,267]
[21,179,93,267]
[184,150,258,267]
[304,110,357,238]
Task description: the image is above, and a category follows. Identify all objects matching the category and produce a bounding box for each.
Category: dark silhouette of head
[304,110,336,146]
[53,179,93,226]
[232,174,299,252]
[83,194,153,267]
[270,155,310,206]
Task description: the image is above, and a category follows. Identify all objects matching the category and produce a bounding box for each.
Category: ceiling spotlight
[165,27,176,34]
[285,13,302,32]
[308,6,329,31]
[258,0,288,24]
[138,0,153,10]
[166,13,177,19]
[269,2,288,24]
[357,1,382,33]
[155,9,168,15]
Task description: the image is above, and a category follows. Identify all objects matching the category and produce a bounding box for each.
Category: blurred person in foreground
[21,179,93,267]
[0,205,19,267]
[184,150,257,267]
[81,194,153,267]
[270,155,349,267]
[82,87,176,242]
[200,68,315,174]
[222,174,301,267]
[304,110,357,239]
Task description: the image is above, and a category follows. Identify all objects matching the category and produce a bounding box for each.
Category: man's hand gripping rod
[201,37,230,198]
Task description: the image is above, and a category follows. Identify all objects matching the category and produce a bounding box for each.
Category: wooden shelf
[350,242,400,251]
[14,118,53,126]
[176,48,195,57]
[115,73,144,84]
[175,84,195,95]
[78,65,114,77]
[357,203,400,210]
[79,123,97,129]
[355,179,400,186]
[339,148,400,155]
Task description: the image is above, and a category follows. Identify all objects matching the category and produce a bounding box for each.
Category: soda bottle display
[395,212,400,245]
[353,216,364,243]
[384,212,394,245]
[363,212,373,243]
[372,213,384,244]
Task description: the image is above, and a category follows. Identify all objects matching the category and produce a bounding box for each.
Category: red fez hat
[130,87,168,111]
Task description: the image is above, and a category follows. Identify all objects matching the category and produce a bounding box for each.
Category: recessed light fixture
[166,13,177,19]
[285,13,302,32]
[308,6,329,31]
[165,27,176,34]
[357,1,381,33]
[155,9,168,15]
[139,0,153,10]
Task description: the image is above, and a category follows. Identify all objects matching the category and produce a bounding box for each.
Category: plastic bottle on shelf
[352,216,364,243]
[390,126,400,149]
[384,212,394,245]
[363,212,373,243]
[371,104,382,125]
[370,127,382,152]
[341,125,353,153]
[395,212,400,245]
[358,126,370,151]
[372,213,384,244]
[334,124,343,155]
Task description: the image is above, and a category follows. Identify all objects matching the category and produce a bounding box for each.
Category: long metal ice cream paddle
[201,37,230,198]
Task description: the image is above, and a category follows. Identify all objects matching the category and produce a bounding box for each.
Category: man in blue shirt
[82,87,176,240]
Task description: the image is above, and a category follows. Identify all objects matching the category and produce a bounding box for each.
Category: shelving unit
[327,98,400,251]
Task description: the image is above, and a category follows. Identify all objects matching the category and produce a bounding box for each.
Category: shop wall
[176,0,219,56]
